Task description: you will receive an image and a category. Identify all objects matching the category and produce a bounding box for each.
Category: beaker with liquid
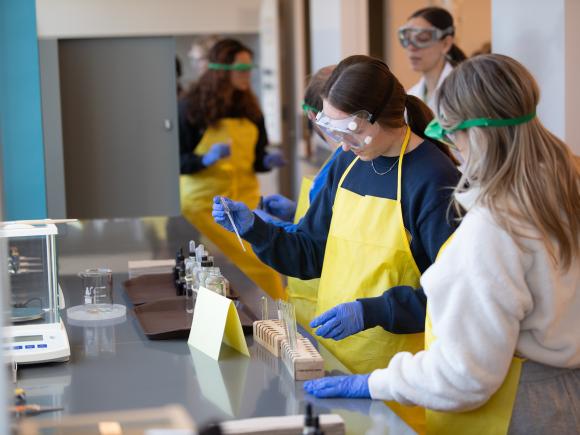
[79,268,113,312]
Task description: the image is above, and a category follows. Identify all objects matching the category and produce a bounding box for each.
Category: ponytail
[447,44,467,66]
[405,95,459,165]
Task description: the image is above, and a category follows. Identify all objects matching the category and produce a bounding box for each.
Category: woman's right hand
[212,196,255,234]
[202,142,231,167]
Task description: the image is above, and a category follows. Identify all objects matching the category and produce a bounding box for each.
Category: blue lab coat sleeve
[243,156,343,279]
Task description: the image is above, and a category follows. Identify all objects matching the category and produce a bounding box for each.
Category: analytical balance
[2,223,70,364]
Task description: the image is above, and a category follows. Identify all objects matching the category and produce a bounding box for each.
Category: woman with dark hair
[178,38,285,299]
[213,55,460,375]
[400,7,466,113]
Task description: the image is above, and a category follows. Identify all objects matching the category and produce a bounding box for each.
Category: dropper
[219,196,247,252]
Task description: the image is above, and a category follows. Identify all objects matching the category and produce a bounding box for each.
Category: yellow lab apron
[180,118,284,300]
[315,126,424,374]
[286,175,319,331]
[422,235,524,434]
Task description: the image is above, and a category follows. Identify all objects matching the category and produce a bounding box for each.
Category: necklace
[370,126,408,175]
[371,158,398,175]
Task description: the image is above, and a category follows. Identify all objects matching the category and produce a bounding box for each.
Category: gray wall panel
[39,38,67,219]
[59,37,180,219]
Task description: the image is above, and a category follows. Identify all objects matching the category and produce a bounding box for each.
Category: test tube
[219,196,247,252]
[288,303,297,350]
[261,296,268,320]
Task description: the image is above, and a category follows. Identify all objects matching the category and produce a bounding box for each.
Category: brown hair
[409,7,466,66]
[322,55,457,163]
[185,38,262,127]
[304,65,335,112]
[436,54,580,269]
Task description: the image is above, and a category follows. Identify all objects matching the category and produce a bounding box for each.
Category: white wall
[309,0,368,72]
[492,0,565,140]
[492,0,580,154]
[36,0,262,38]
[310,0,342,71]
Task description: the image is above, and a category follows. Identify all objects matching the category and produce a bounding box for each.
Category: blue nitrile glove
[304,374,371,398]
[310,301,364,340]
[212,196,254,234]
[262,194,296,222]
[253,208,280,225]
[202,143,231,167]
[263,152,286,169]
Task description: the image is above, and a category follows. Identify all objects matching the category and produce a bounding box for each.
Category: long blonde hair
[436,54,580,269]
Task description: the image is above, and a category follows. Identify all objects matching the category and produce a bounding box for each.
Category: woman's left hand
[310,301,365,340]
[304,374,371,398]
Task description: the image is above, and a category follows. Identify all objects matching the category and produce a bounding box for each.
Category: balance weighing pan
[11,307,45,323]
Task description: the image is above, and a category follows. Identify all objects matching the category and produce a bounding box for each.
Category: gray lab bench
[16,217,416,434]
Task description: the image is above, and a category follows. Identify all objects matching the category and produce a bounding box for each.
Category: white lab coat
[408,61,464,166]
[407,61,453,113]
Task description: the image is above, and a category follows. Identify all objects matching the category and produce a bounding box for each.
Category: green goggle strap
[207,62,255,71]
[425,112,536,140]
[301,101,318,114]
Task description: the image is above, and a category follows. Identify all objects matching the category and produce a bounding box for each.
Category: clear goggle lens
[314,111,374,150]
[398,26,453,49]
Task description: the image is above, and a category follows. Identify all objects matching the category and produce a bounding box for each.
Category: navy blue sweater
[244,140,460,333]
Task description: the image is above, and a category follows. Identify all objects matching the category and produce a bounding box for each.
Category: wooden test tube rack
[253,319,287,357]
[253,320,324,381]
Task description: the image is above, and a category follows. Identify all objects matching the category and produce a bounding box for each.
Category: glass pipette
[219,196,247,252]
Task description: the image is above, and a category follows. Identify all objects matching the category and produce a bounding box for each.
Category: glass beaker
[79,268,113,312]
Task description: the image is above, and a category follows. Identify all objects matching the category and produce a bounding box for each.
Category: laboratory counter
[15,216,415,434]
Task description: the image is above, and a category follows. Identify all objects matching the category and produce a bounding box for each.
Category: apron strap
[396,127,412,203]
[337,156,359,188]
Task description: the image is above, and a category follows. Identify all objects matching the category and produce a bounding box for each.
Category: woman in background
[400,7,466,112]
[178,38,285,299]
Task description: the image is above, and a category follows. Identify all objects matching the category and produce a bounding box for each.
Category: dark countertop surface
[15,216,415,434]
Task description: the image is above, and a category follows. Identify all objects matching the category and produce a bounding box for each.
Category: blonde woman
[305,54,580,434]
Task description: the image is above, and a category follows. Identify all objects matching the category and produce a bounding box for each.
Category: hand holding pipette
[212,196,253,251]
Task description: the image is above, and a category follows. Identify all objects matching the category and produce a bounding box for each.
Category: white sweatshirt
[368,188,580,411]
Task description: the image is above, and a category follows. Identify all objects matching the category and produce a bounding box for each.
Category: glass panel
[8,234,59,325]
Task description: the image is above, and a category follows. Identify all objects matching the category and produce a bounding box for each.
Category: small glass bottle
[185,281,196,314]
[222,274,231,298]
[205,268,227,297]
[195,259,214,292]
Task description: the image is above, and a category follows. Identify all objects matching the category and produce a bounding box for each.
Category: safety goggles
[301,102,339,148]
[207,62,256,72]
[314,110,377,150]
[398,26,454,49]
[425,112,537,147]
